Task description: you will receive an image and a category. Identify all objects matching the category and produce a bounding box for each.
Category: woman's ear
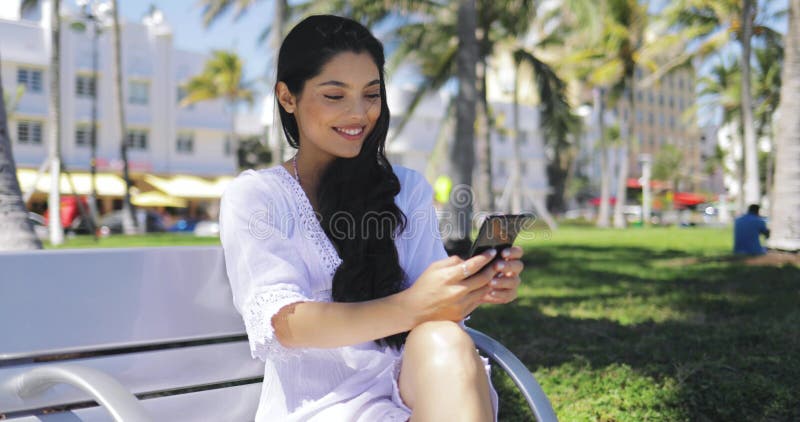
[276,82,296,114]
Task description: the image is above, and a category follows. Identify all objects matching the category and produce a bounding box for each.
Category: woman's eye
[366,94,381,99]
[324,95,344,100]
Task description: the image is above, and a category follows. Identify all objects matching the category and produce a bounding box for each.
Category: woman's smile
[333,125,366,140]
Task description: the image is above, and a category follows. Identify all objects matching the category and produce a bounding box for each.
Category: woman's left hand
[479,245,524,305]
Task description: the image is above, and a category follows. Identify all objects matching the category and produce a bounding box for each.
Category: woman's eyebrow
[317,79,381,88]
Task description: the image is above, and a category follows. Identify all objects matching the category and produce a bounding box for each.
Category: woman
[220,15,524,421]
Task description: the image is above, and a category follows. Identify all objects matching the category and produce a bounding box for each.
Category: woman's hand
[479,245,524,305]
[402,249,500,324]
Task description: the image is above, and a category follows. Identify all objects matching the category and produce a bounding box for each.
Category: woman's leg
[398,321,494,421]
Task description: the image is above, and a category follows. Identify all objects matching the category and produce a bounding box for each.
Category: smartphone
[468,213,534,266]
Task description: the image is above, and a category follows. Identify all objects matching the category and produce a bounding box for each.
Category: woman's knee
[405,321,477,369]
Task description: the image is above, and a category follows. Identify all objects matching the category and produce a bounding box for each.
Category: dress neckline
[272,165,342,278]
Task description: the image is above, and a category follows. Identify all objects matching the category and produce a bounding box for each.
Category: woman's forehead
[312,51,381,87]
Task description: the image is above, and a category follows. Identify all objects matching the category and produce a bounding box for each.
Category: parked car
[98,210,166,234]
[193,220,220,237]
[167,218,199,233]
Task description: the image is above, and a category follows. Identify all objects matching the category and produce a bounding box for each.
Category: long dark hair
[276,15,408,349]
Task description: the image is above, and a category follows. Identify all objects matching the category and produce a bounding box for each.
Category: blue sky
[113,0,276,88]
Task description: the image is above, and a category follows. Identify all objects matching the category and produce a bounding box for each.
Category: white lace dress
[219,164,498,421]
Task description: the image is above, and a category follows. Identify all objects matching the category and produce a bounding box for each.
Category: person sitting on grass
[733,204,770,255]
[219,15,525,421]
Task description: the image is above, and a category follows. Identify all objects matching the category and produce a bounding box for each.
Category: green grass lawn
[470,226,800,421]
[45,227,799,421]
[44,233,221,249]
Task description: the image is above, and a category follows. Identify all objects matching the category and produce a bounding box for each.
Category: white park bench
[0,246,557,421]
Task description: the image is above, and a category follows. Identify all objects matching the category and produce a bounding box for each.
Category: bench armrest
[466,327,558,422]
[11,363,152,422]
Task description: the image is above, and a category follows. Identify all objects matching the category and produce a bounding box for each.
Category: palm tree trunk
[0,52,42,250]
[596,88,611,228]
[446,0,478,257]
[612,82,634,228]
[768,0,800,251]
[475,60,494,213]
[47,0,63,245]
[510,61,523,214]
[111,0,137,234]
[741,0,760,206]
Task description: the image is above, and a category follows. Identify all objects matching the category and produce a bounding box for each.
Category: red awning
[673,192,706,206]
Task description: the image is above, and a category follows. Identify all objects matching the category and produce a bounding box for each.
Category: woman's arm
[273,250,501,349]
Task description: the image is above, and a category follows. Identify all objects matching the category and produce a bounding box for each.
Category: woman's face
[278,51,383,163]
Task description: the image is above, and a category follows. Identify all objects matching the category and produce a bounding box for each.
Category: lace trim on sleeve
[242,287,313,362]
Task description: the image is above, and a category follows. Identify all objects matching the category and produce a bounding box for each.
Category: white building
[1,1,235,215]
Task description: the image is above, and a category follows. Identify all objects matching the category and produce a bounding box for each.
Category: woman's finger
[499,245,524,260]
[480,287,518,304]
[490,259,524,276]
[489,274,520,290]
[449,249,497,281]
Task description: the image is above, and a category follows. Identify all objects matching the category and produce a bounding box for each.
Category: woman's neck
[283,149,333,210]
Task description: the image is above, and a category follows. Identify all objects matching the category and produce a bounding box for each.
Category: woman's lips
[333,126,365,141]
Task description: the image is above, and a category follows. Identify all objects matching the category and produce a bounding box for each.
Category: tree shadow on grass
[472,245,800,421]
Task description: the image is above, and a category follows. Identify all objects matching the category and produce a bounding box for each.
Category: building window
[17,120,43,144]
[647,92,653,104]
[176,132,194,154]
[75,124,96,147]
[128,80,149,105]
[125,129,148,150]
[669,116,675,129]
[659,114,665,127]
[177,86,194,109]
[678,76,684,90]
[520,162,527,175]
[637,110,643,123]
[637,91,643,103]
[668,95,674,109]
[17,68,43,93]
[659,94,664,106]
[519,130,528,145]
[76,75,96,97]
[224,137,233,156]
[648,112,654,125]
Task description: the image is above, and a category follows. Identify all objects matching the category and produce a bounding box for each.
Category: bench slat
[0,341,262,414]
[0,247,244,360]
[7,382,262,421]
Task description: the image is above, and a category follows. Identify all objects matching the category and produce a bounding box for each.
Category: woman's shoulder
[391,164,431,194]
[222,166,290,201]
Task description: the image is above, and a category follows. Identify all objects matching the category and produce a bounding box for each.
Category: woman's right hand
[401,249,500,325]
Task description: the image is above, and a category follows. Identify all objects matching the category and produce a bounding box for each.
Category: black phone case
[468,214,534,264]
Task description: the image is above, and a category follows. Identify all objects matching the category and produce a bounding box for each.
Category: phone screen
[468,214,534,260]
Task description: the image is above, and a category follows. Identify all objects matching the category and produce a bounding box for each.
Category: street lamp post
[639,153,652,227]
[74,0,108,226]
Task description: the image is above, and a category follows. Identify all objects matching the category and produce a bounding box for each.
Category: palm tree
[569,0,656,228]
[697,55,744,210]
[109,0,137,234]
[768,0,800,252]
[447,0,479,255]
[652,0,783,210]
[0,53,42,250]
[198,0,288,165]
[20,0,65,244]
[180,50,255,161]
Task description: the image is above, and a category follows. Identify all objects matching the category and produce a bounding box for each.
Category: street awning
[674,192,706,206]
[132,191,188,208]
[143,175,233,199]
[17,168,128,197]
